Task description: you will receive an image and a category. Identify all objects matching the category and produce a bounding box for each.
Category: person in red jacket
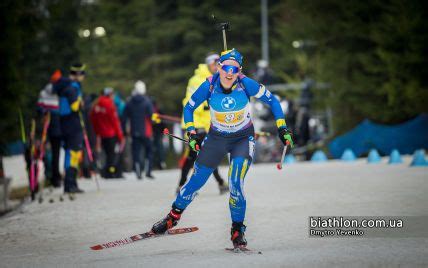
[90,87,125,178]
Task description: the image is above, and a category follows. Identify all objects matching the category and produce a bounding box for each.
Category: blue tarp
[328,114,428,158]
[2,141,25,156]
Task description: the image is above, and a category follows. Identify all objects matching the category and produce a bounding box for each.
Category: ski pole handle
[276,141,290,170]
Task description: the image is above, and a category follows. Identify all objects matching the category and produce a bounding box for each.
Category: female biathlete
[151,49,294,248]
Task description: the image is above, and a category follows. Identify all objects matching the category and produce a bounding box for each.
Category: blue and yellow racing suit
[175,73,286,223]
[55,78,84,192]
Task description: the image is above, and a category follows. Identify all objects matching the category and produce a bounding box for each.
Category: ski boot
[231,222,247,248]
[219,183,229,195]
[151,206,183,234]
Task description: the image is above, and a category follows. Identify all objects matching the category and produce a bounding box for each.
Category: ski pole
[39,113,50,160]
[78,111,100,191]
[19,108,26,144]
[222,26,227,51]
[163,128,201,151]
[276,140,290,170]
[218,22,230,51]
[37,112,50,203]
[79,112,94,162]
[29,119,36,200]
[156,114,181,123]
[163,128,188,143]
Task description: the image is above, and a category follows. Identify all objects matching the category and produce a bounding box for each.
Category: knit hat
[133,80,146,95]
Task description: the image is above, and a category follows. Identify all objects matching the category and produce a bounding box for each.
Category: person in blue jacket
[123,80,154,179]
[151,49,294,248]
[54,63,86,194]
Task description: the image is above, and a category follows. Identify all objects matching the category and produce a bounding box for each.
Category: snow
[3,155,33,188]
[3,150,66,189]
[1,159,427,267]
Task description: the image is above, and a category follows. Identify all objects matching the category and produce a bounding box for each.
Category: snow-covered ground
[1,159,427,267]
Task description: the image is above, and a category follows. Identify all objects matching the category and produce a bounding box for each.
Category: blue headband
[220,49,243,66]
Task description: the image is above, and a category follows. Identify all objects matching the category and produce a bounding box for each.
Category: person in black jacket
[123,80,154,179]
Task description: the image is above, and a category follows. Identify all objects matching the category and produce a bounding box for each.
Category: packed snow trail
[1,159,427,267]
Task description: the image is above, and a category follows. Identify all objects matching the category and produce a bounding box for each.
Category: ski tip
[184,226,198,232]
[166,226,199,235]
[276,163,282,170]
[90,245,103,250]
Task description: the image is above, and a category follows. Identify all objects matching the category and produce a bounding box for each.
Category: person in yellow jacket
[177,52,228,195]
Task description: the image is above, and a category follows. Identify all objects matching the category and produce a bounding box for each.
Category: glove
[187,131,201,152]
[278,127,294,148]
[118,137,126,153]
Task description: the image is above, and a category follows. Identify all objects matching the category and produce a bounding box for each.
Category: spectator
[151,98,167,170]
[113,90,128,173]
[54,63,86,194]
[123,80,154,179]
[114,91,126,119]
[178,52,228,195]
[89,87,124,178]
[37,72,62,188]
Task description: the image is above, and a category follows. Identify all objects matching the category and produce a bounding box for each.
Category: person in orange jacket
[90,87,125,178]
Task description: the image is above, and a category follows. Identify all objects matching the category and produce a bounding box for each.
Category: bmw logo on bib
[221,97,236,110]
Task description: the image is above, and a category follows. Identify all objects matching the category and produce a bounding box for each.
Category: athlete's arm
[183,80,211,131]
[242,77,287,129]
[64,86,81,112]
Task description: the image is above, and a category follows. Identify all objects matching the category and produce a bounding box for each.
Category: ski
[79,111,100,191]
[90,226,199,251]
[225,246,262,254]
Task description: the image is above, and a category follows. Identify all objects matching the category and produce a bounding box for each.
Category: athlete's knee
[70,149,82,169]
[228,157,251,185]
[175,162,214,209]
[228,158,247,199]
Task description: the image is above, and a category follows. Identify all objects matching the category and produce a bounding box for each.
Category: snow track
[1,159,427,267]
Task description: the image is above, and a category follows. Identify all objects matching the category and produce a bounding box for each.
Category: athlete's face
[219,60,240,89]
[69,74,85,82]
